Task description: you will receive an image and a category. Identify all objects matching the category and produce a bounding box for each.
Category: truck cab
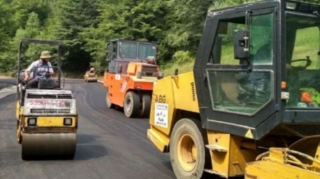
[105,39,158,75]
[104,39,163,118]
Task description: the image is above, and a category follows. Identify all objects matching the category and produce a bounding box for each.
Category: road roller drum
[22,133,77,159]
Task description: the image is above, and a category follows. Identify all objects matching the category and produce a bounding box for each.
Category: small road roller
[84,66,98,82]
[15,39,78,160]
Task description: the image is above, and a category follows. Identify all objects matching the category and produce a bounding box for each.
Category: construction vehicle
[104,39,163,118]
[147,0,320,178]
[16,39,78,160]
[84,66,98,82]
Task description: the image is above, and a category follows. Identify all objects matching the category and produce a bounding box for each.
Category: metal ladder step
[204,169,227,178]
[205,144,228,152]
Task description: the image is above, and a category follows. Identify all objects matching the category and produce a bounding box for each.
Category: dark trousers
[26,78,39,88]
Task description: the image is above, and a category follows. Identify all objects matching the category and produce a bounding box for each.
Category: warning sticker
[154,103,169,128]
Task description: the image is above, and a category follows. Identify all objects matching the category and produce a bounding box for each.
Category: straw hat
[40,51,52,59]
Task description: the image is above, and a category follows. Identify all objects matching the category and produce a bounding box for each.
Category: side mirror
[233,29,249,60]
[137,71,142,79]
[117,64,122,73]
[157,72,164,79]
[105,51,110,61]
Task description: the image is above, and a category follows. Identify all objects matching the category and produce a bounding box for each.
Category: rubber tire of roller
[139,93,151,118]
[170,118,209,179]
[123,91,141,118]
[106,89,115,108]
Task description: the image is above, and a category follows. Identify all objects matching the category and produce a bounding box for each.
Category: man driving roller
[24,50,55,87]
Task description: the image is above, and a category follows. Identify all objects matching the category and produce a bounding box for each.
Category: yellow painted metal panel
[16,101,20,119]
[172,71,199,113]
[149,75,175,136]
[313,142,320,169]
[147,127,170,152]
[24,117,76,127]
[127,62,138,74]
[245,159,320,179]
[148,71,201,150]
[207,131,231,177]
[207,131,260,178]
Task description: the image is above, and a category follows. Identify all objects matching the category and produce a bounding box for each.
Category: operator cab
[105,39,158,76]
[18,66,62,89]
[16,39,64,106]
[194,0,320,140]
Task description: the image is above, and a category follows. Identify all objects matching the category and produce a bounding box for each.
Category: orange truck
[103,39,163,118]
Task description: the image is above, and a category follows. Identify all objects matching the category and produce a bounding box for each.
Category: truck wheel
[124,91,141,118]
[106,90,114,108]
[170,118,207,179]
[139,93,151,118]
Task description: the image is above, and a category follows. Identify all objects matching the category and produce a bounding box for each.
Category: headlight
[64,118,72,126]
[28,118,37,126]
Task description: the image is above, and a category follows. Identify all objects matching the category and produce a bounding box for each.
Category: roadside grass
[160,61,194,76]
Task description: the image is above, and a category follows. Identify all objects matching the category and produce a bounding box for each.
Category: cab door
[194,2,279,139]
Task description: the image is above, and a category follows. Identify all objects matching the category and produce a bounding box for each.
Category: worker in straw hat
[23,50,55,87]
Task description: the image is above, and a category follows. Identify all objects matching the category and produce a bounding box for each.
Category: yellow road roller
[16,39,78,160]
[84,67,98,82]
[147,0,320,178]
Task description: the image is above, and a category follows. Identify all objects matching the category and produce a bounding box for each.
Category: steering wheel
[290,56,312,70]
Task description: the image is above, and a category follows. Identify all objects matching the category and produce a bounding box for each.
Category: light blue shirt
[26,59,54,79]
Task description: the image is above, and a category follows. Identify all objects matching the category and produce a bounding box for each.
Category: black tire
[106,90,115,108]
[139,93,151,118]
[123,91,141,118]
[170,118,209,179]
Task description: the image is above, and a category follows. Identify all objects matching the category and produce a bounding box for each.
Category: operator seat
[235,44,271,105]
[24,71,59,89]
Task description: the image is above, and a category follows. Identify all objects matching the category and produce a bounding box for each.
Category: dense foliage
[0,0,317,75]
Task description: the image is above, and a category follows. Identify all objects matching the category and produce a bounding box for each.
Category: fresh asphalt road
[0,78,176,179]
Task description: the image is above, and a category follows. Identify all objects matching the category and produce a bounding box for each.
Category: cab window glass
[285,13,320,108]
[211,19,245,64]
[249,13,273,65]
[208,13,273,115]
